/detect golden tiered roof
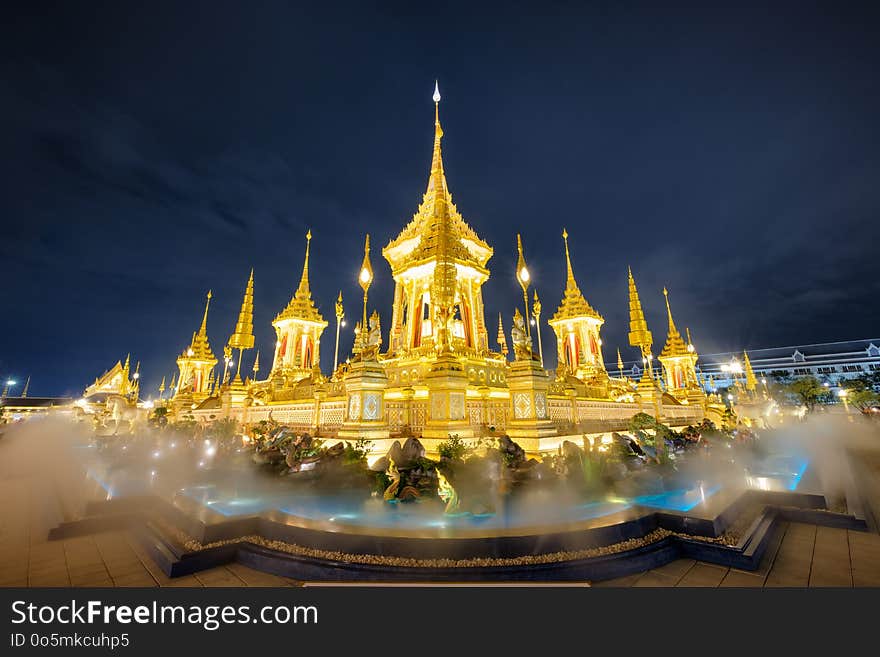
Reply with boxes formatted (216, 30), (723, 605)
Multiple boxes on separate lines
(275, 230), (326, 326)
(228, 269), (255, 350)
(550, 228), (603, 324)
(627, 268), (652, 351)
(660, 287), (690, 358)
(182, 291), (217, 363)
(382, 84), (493, 275)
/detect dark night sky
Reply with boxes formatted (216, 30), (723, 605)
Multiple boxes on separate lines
(1, 1), (878, 397)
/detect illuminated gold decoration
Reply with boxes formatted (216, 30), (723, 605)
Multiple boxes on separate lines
(437, 470), (460, 514)
(157, 85), (727, 448)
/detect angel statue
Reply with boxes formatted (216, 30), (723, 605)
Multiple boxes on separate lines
(510, 308), (533, 361)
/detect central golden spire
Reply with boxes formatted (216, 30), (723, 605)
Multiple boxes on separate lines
(275, 230), (324, 324)
(551, 228), (602, 323)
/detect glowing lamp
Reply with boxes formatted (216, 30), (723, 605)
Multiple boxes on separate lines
(518, 266), (530, 284)
(359, 267), (372, 284)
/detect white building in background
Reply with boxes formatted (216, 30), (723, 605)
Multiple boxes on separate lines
(616, 339), (880, 392)
(695, 339), (880, 389)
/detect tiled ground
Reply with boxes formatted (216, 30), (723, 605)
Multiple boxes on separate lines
(2, 425), (880, 588)
(596, 521), (880, 587)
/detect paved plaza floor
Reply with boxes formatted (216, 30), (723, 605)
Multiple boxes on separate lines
(2, 425), (880, 588)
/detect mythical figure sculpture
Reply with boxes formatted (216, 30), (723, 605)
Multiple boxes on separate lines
(359, 311), (383, 361)
(510, 308), (532, 361)
(437, 470), (460, 514)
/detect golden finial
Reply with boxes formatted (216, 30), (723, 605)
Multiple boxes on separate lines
(252, 350), (260, 375)
(21, 376), (30, 398)
(617, 348), (624, 374)
(159, 376), (165, 395)
(123, 353), (130, 373)
(335, 290), (344, 320)
(433, 80), (441, 124)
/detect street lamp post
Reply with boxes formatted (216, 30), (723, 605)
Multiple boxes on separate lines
(358, 235), (374, 355)
(516, 234), (532, 340)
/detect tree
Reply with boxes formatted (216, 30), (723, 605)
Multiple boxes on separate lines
(786, 376), (832, 412)
(848, 389), (880, 413)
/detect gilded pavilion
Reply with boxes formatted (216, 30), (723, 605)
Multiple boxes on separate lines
(170, 85), (724, 454)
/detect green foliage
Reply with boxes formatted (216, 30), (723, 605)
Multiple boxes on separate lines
(786, 376), (833, 411)
(437, 434), (469, 461)
(343, 438), (372, 465)
(848, 389), (880, 412)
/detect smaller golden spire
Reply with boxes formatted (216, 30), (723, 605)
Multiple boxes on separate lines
(617, 348), (624, 374)
(169, 372), (177, 393)
(627, 267), (652, 352)
(496, 312), (509, 357)
(159, 376), (165, 397)
(228, 269), (255, 351)
(252, 350), (260, 375)
(21, 376), (30, 398)
(744, 351), (757, 392)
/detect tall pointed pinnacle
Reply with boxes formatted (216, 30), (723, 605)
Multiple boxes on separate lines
(199, 290), (212, 337)
(21, 375), (30, 398)
(562, 228), (576, 290)
(252, 350), (260, 375)
(229, 269), (255, 350)
(663, 288), (678, 335)
(297, 230), (312, 298)
(617, 348), (624, 373)
(627, 267), (652, 352)
(123, 353), (130, 373)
